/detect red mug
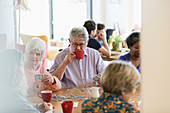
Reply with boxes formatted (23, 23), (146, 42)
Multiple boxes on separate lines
(38, 90), (52, 102)
(61, 101), (73, 113)
(74, 50), (84, 59)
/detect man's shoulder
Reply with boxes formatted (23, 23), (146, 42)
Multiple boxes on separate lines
(88, 37), (102, 50)
(89, 37), (101, 44)
(53, 47), (70, 62)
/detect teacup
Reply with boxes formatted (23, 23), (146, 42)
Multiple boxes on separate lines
(61, 101), (73, 113)
(74, 50), (84, 59)
(38, 90), (52, 102)
(88, 87), (100, 98)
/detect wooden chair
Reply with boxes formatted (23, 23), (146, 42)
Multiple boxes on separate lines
(20, 34), (48, 44)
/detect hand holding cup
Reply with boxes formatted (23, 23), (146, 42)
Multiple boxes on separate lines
(63, 52), (75, 65)
(36, 102), (53, 113)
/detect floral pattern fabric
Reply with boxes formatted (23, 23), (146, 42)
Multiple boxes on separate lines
(82, 92), (139, 113)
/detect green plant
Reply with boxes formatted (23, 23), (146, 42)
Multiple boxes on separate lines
(108, 34), (126, 51)
(114, 35), (121, 49)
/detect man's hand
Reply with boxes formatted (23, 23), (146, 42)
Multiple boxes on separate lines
(63, 52), (75, 65)
(99, 33), (106, 41)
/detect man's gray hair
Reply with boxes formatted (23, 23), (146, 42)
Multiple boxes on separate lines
(25, 37), (46, 63)
(69, 27), (88, 41)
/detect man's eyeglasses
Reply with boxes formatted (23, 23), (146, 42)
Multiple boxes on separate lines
(71, 42), (86, 47)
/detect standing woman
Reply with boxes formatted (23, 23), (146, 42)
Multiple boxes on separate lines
(118, 32), (141, 72)
(24, 38), (61, 96)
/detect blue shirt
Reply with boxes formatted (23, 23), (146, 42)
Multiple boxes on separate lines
(82, 92), (140, 113)
(49, 47), (105, 88)
(87, 36), (102, 50)
(118, 52), (141, 71)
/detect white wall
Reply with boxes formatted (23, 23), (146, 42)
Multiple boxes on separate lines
(93, 0), (141, 35)
(142, 0), (170, 112)
(0, 0), (15, 48)
(92, 0), (106, 24)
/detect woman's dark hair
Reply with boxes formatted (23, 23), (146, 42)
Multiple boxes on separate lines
(83, 20), (96, 35)
(126, 32), (140, 47)
(97, 23), (105, 30)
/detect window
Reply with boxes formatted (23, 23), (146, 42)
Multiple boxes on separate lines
(15, 0), (141, 44)
(16, 0), (90, 43)
(52, 0), (89, 40)
(105, 0), (141, 35)
(19, 0), (50, 40)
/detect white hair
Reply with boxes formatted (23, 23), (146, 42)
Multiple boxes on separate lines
(0, 49), (28, 96)
(25, 37), (46, 64)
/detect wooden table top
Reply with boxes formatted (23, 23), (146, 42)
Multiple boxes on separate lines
(51, 84), (97, 113)
(51, 84), (141, 113)
(101, 50), (130, 61)
(101, 54), (121, 61)
(27, 84), (140, 113)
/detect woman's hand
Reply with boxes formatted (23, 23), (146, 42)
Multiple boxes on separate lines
(42, 75), (54, 85)
(37, 102), (53, 113)
(33, 80), (42, 89)
(27, 80), (41, 96)
(30, 80), (41, 91)
(44, 102), (53, 111)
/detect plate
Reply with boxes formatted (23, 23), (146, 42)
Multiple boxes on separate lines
(111, 51), (121, 55)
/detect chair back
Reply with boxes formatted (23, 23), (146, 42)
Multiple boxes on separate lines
(106, 29), (114, 43)
(20, 34), (48, 44)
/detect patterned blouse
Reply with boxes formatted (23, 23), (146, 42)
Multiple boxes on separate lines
(82, 92), (139, 113)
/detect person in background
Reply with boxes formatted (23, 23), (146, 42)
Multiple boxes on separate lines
(95, 23), (109, 48)
(118, 32), (141, 72)
(24, 38), (61, 96)
(49, 27), (105, 88)
(83, 20), (111, 57)
(82, 60), (141, 113)
(0, 49), (53, 113)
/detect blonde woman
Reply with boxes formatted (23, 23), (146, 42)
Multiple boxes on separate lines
(82, 60), (141, 113)
(24, 38), (61, 96)
(0, 49), (53, 113)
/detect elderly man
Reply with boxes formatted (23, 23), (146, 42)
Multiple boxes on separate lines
(49, 27), (105, 88)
